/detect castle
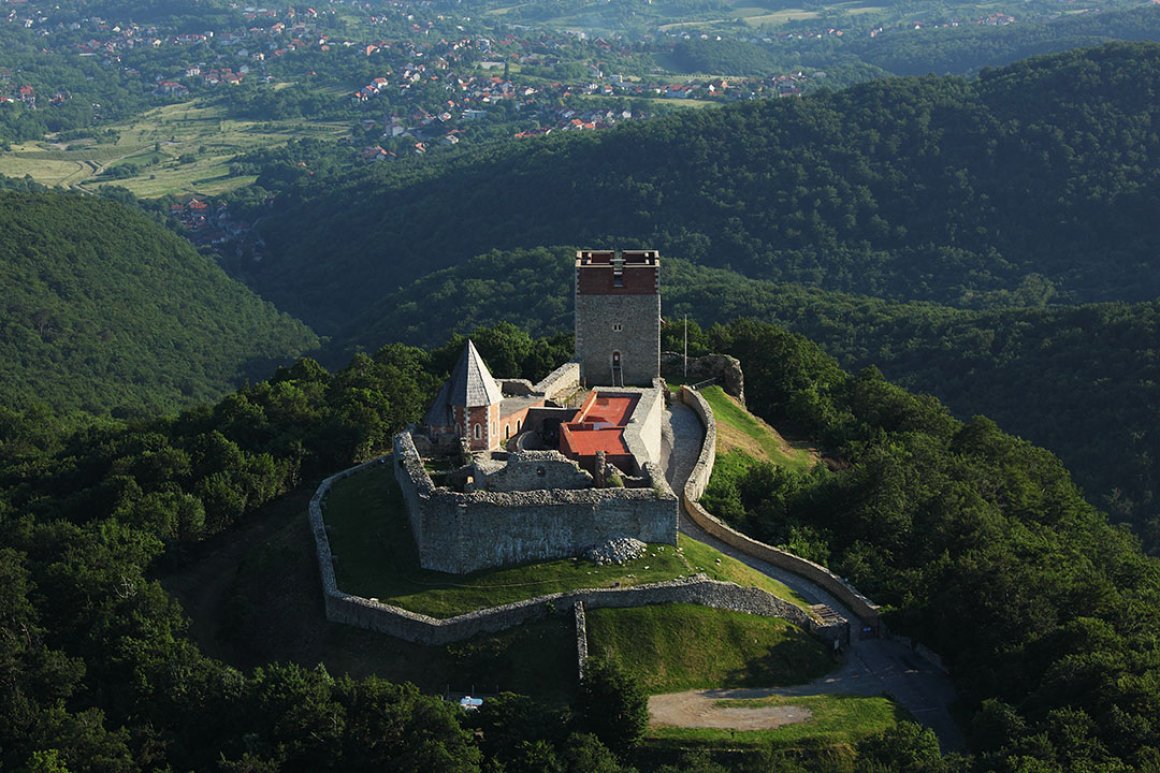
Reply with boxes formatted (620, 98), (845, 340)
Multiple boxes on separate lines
(393, 250), (679, 574)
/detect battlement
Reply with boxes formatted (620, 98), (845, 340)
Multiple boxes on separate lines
(575, 249), (660, 295)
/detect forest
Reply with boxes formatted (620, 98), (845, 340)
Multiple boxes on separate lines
(222, 45), (1160, 553)
(0, 191), (318, 420)
(2, 322), (1159, 770)
(249, 42), (1160, 325)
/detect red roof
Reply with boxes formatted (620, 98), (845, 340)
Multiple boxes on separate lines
(559, 393), (638, 458)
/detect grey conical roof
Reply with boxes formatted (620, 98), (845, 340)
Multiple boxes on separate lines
(423, 340), (503, 428)
(449, 339), (503, 407)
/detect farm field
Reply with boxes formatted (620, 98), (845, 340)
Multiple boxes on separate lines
(0, 99), (348, 199)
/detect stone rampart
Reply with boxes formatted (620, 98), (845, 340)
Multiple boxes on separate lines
(393, 431), (679, 574)
(683, 498), (879, 626)
(574, 601), (589, 680)
(311, 459), (844, 646)
(320, 570), (843, 646)
(679, 384), (879, 627)
(308, 455), (391, 623)
(533, 361), (581, 403)
(679, 385), (718, 502)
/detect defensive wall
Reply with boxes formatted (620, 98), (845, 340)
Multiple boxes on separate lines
(310, 456), (845, 646)
(620, 383), (666, 470)
(394, 431), (679, 574)
(574, 601), (589, 680)
(532, 361), (581, 403)
(677, 386), (881, 628)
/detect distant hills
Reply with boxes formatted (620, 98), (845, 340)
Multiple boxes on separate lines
(0, 191), (318, 420)
(251, 42), (1160, 333)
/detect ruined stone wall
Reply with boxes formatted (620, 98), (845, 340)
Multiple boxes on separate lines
(498, 378), (535, 396)
(479, 451), (593, 492)
(308, 455), (392, 628)
(574, 601), (589, 680)
(394, 431), (679, 574)
(664, 353), (745, 404)
(679, 384), (878, 626)
(412, 484), (678, 574)
(393, 432), (433, 547)
(313, 458), (842, 646)
(318, 567), (843, 646)
(533, 361), (581, 403)
(683, 498), (880, 626)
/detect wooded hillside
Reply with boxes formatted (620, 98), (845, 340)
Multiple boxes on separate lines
(249, 43), (1160, 333)
(0, 191), (319, 420)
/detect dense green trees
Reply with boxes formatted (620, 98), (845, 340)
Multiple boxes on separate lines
(699, 319), (1160, 769)
(3, 322), (1160, 768)
(0, 191), (319, 421)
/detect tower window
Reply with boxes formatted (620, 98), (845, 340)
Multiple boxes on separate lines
(473, 423), (481, 439)
(612, 323), (623, 332)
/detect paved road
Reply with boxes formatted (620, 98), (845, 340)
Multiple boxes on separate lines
(660, 400), (965, 752)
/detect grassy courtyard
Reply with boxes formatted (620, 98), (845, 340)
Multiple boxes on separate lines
(321, 461), (811, 618)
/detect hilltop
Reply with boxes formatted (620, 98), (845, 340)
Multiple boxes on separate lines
(0, 191), (318, 421)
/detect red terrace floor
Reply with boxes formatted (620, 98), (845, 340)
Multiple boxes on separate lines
(559, 393), (639, 457)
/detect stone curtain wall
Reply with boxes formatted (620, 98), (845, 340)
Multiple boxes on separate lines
(393, 430), (679, 574)
(574, 601), (589, 680)
(393, 431), (433, 547)
(677, 387), (880, 627)
(533, 361), (581, 403)
(621, 384), (666, 468)
(317, 564), (844, 647)
(308, 454), (392, 630)
(311, 456), (843, 646)
(679, 385), (718, 502)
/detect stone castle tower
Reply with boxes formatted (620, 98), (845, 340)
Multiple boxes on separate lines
(574, 249), (661, 387)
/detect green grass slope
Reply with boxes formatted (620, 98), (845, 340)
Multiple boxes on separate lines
(0, 191), (318, 418)
(587, 604), (832, 694)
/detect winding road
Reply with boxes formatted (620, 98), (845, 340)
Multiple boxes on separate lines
(659, 399), (965, 752)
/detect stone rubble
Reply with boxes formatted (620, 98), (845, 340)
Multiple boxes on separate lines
(586, 537), (648, 566)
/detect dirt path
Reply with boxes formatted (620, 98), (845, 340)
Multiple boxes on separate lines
(661, 403), (966, 751)
(650, 689), (813, 730)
